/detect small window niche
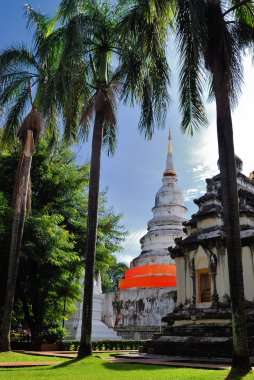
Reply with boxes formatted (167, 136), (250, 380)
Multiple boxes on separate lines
(198, 269), (211, 303)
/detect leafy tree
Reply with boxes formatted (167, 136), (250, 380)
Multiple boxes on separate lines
(0, 6), (62, 351)
(51, 0), (170, 357)
(0, 114), (41, 352)
(0, 142), (126, 342)
(101, 261), (128, 293)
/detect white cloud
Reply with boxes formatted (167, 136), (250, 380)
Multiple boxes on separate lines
(115, 255), (134, 266)
(116, 228), (147, 265)
(188, 56), (254, 182)
(193, 162), (218, 182)
(184, 188), (202, 202)
(186, 188), (199, 193)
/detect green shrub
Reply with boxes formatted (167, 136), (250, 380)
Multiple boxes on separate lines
(41, 326), (67, 343)
(61, 339), (147, 351)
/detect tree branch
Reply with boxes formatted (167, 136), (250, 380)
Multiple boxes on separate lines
(223, 0), (254, 17)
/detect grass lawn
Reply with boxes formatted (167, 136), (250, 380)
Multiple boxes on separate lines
(1, 354), (254, 380)
(0, 352), (66, 363)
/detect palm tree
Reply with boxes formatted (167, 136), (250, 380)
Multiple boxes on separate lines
(0, 7), (61, 352)
(176, 2), (254, 376)
(53, 0), (171, 358)
(123, 0), (254, 376)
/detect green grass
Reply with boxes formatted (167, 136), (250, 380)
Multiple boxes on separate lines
(0, 352), (66, 362)
(1, 354), (254, 380)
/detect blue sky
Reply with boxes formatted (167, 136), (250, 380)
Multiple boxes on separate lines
(1, 1), (254, 264)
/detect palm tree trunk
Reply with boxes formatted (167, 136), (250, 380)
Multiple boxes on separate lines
(78, 111), (104, 358)
(213, 59), (251, 374)
(0, 131), (34, 352)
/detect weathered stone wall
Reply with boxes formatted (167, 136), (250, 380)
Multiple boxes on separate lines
(102, 287), (176, 339)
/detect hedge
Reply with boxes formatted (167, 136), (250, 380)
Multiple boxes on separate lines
(62, 340), (146, 351)
(11, 339), (147, 351)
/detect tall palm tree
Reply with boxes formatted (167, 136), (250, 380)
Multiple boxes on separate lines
(123, 0), (254, 376)
(176, 2), (254, 376)
(54, 0), (172, 358)
(0, 7), (61, 352)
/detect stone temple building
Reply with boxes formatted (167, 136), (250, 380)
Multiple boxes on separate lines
(102, 130), (187, 339)
(145, 156), (254, 356)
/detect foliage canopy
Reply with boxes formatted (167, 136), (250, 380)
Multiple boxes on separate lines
(0, 141), (126, 340)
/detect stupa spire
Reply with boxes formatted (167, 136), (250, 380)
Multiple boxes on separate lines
(164, 129), (176, 177)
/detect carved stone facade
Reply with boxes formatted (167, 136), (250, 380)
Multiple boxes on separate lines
(144, 157), (254, 356)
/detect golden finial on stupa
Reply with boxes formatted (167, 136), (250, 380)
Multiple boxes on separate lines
(164, 128), (176, 177)
(168, 129), (173, 154)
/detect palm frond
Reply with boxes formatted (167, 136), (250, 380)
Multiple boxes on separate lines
(37, 26), (65, 66)
(103, 122), (118, 156)
(176, 0), (207, 135)
(227, 30), (244, 108)
(62, 70), (87, 143)
(118, 49), (144, 106)
(57, 0), (86, 22)
(104, 98), (117, 127)
(25, 4), (59, 72)
(25, 4), (56, 42)
(0, 45), (39, 73)
(138, 78), (155, 139)
(0, 78), (30, 109)
(231, 21), (254, 60)
(44, 110), (61, 148)
(80, 95), (96, 126)
(119, 0), (174, 50)
(0, 70), (37, 88)
(78, 120), (91, 142)
(228, 0), (254, 27)
(2, 88), (30, 144)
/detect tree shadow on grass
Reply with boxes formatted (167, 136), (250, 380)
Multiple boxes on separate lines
(101, 361), (171, 372)
(51, 357), (167, 372)
(51, 357), (80, 369)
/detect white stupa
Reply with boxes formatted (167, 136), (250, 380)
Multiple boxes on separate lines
(119, 129), (187, 290)
(131, 130), (187, 269)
